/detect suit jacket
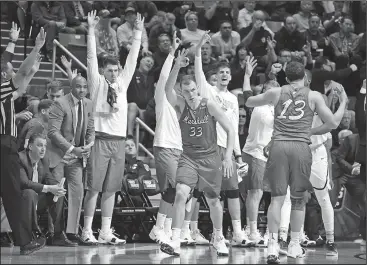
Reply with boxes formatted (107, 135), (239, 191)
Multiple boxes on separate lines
(332, 134), (360, 176)
(19, 150), (58, 194)
(48, 93), (95, 168)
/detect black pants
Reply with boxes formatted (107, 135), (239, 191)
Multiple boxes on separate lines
(21, 189), (65, 236)
(0, 135), (31, 246)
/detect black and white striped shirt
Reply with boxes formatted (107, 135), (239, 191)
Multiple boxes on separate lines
(1, 80), (17, 137)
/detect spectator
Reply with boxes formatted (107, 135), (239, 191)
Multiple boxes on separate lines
(94, 16), (119, 58)
(329, 17), (360, 59)
(127, 55), (156, 136)
(62, 1), (92, 34)
(1, 28), (46, 255)
(148, 13), (176, 53)
(204, 1), (238, 33)
(173, 1), (196, 29)
(338, 129), (353, 145)
(153, 33), (172, 70)
(274, 16), (306, 56)
(322, 1), (350, 36)
(179, 11), (205, 59)
(18, 99), (53, 151)
(304, 14), (327, 58)
(293, 0), (314, 33)
(47, 75), (95, 246)
(211, 20), (241, 62)
(31, 1), (76, 61)
(238, 107), (248, 149)
(201, 43), (217, 74)
(267, 50), (292, 86)
(117, 7), (150, 57)
(18, 133), (75, 247)
(239, 11), (275, 68)
(44, 80), (65, 101)
(237, 0), (256, 30)
(132, 1), (159, 26)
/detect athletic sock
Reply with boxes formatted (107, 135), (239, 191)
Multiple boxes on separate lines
(182, 220), (190, 233)
(250, 221), (257, 234)
(84, 216), (94, 231)
(101, 217), (112, 233)
(172, 228), (181, 240)
(156, 212), (166, 229)
(326, 231), (334, 243)
(232, 220), (242, 235)
(190, 221), (198, 232)
(290, 231), (300, 244)
(164, 218), (172, 233)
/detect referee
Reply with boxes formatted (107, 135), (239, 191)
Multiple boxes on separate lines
(1, 26), (46, 255)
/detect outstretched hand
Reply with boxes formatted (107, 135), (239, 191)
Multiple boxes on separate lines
(175, 49), (190, 68)
(171, 31), (182, 52)
(87, 10), (100, 28)
(197, 30), (211, 49)
(35, 27), (46, 49)
(134, 13), (145, 31)
(9, 21), (20, 42)
(245, 56), (257, 76)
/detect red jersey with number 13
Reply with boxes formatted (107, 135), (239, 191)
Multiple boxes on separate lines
(179, 98), (218, 159)
(273, 85), (314, 143)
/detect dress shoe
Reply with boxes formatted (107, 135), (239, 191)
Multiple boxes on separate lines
(52, 231), (78, 247)
(20, 236), (46, 255)
(0, 233), (14, 247)
(67, 233), (98, 246)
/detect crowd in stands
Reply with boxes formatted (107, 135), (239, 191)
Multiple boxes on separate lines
(0, 0), (366, 252)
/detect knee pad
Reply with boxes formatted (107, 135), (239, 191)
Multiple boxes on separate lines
(161, 187), (176, 204)
(290, 196), (307, 211)
(193, 189), (203, 199)
(225, 189), (240, 199)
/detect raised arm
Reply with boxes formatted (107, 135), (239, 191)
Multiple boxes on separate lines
(246, 86), (280, 108)
(194, 31), (212, 98)
(119, 13), (144, 83)
(155, 31), (180, 103)
(242, 56), (257, 93)
(310, 90), (347, 135)
(12, 28), (46, 97)
(61, 56), (78, 85)
(87, 10), (102, 99)
(1, 22), (19, 63)
(165, 49), (189, 108)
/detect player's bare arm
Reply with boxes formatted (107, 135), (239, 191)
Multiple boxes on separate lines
(246, 87), (281, 108)
(309, 90), (347, 135)
(207, 99), (235, 179)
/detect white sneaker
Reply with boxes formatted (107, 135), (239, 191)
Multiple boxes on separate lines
(210, 232), (230, 246)
(81, 228), (98, 245)
(266, 239), (280, 264)
(249, 230), (267, 247)
(244, 225), (250, 237)
(180, 229), (195, 246)
(160, 238), (181, 256)
(231, 230), (254, 247)
(149, 225), (168, 244)
(287, 241), (306, 259)
(98, 228), (126, 245)
(191, 230), (209, 245)
(165, 228), (172, 240)
(300, 232), (316, 247)
(213, 235), (229, 256)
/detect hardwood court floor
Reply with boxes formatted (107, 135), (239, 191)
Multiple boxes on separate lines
(1, 242), (365, 264)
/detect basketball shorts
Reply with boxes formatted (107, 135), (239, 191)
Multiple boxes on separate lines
(217, 146), (238, 191)
(176, 153), (222, 198)
(310, 146), (330, 191)
(153, 147), (182, 192)
(242, 152), (270, 192)
(265, 141), (313, 198)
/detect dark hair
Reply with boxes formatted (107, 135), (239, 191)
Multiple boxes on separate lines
(285, 61), (305, 82)
(215, 61), (231, 74)
(313, 56), (328, 69)
(126, 135), (135, 142)
(180, 74), (195, 87)
(28, 133), (46, 146)
(205, 69), (217, 80)
(340, 16), (354, 24)
(219, 20), (232, 28)
(46, 80), (64, 92)
(102, 56), (119, 69)
(37, 99), (53, 112)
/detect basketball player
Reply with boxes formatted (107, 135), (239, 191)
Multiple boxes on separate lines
(149, 32), (183, 244)
(245, 61), (348, 263)
(193, 32), (251, 247)
(160, 49), (235, 256)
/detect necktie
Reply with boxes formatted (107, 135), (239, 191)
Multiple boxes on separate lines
(32, 163), (38, 183)
(75, 101), (84, 147)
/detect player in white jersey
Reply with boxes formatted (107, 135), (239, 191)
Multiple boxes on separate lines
(149, 33), (183, 244)
(193, 32), (251, 247)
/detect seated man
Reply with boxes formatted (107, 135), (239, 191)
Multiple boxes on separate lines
(62, 1), (92, 34)
(127, 55), (156, 136)
(19, 133), (76, 246)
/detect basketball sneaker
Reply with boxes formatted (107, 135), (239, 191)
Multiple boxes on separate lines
(210, 231), (230, 246)
(325, 241), (338, 256)
(149, 225), (168, 244)
(231, 229), (254, 247)
(98, 228), (126, 245)
(160, 238), (181, 256)
(213, 235), (229, 256)
(180, 229), (195, 246)
(300, 231), (316, 247)
(287, 241), (306, 259)
(249, 230), (267, 247)
(81, 229), (98, 245)
(266, 238), (280, 264)
(191, 230), (209, 245)
(278, 239), (288, 255)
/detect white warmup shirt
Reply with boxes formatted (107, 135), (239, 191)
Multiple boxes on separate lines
(242, 105), (274, 161)
(310, 114), (331, 161)
(153, 54), (182, 150)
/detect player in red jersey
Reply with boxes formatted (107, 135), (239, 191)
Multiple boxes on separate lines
(160, 49), (235, 257)
(246, 61), (347, 264)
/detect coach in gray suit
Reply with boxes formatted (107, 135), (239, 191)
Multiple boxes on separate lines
(48, 75), (95, 245)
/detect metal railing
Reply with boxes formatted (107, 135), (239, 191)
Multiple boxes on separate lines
(135, 118), (155, 159)
(51, 39), (87, 80)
